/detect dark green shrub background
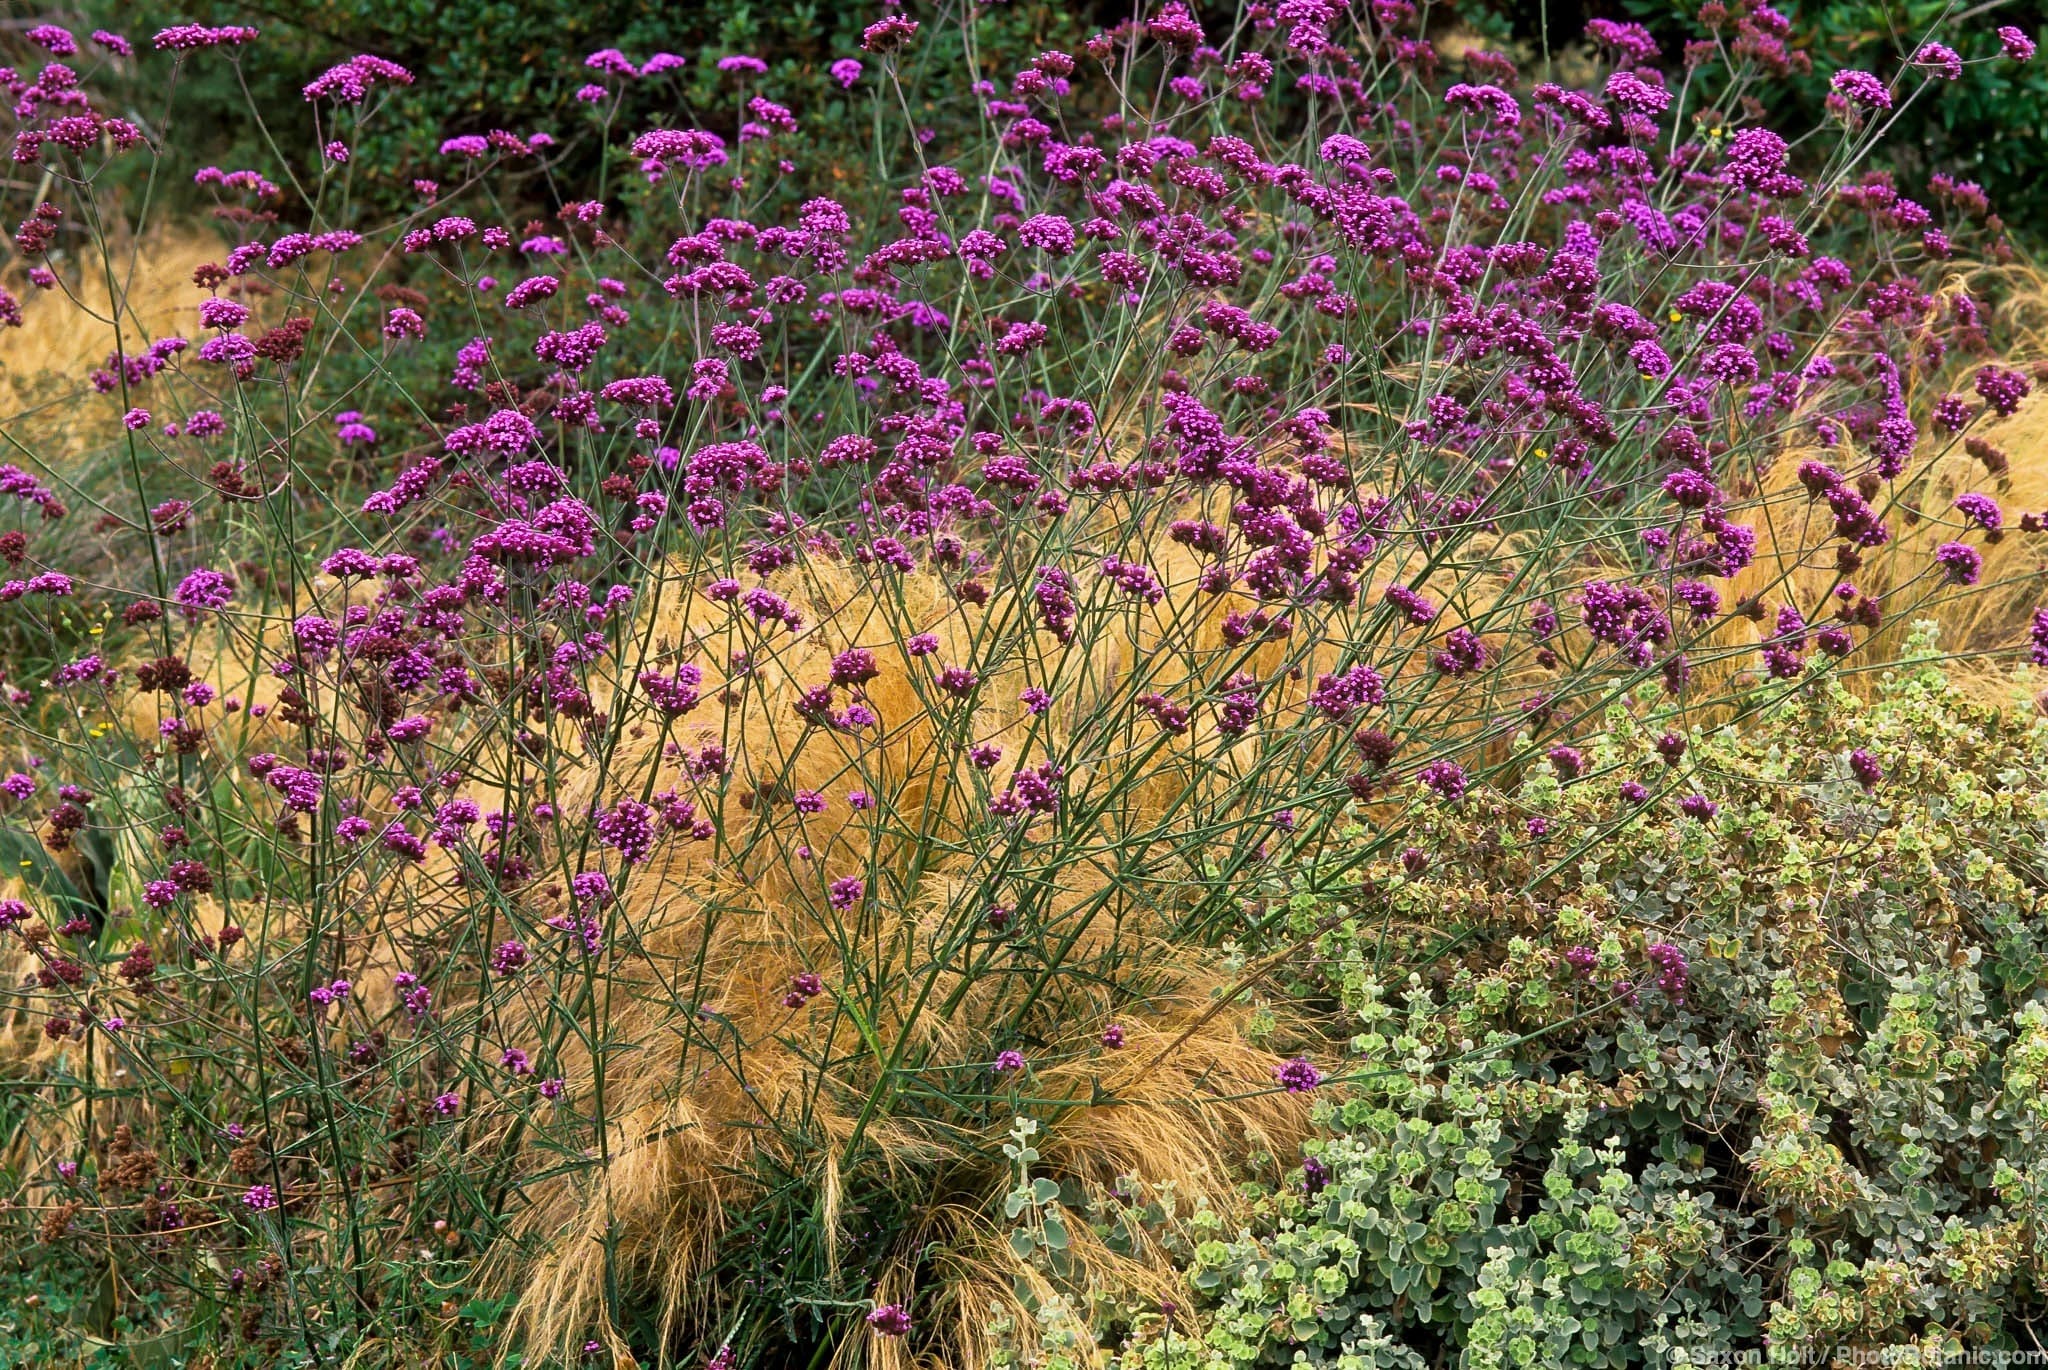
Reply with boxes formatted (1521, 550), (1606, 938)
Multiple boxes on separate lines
(70, 0), (1094, 218)
(1539, 2), (2048, 240)
(63, 2), (2048, 240)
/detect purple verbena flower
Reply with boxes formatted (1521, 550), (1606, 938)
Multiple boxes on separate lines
(1274, 1056), (1322, 1093)
(1913, 42), (1962, 80)
(1934, 540), (1983, 585)
(867, 1303), (913, 1337)
(1830, 69), (1891, 111)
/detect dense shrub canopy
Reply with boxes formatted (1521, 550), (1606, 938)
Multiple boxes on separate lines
(1185, 636), (2048, 1367)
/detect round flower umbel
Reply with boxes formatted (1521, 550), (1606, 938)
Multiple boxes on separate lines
(1935, 540), (1984, 586)
(1418, 760), (1468, 803)
(1274, 1057), (1322, 1093)
(866, 1303), (912, 1337)
(1975, 365), (2033, 417)
(173, 567), (235, 619)
(1913, 42), (1963, 81)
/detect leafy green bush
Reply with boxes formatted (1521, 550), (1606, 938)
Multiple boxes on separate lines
(74, 0), (1092, 213)
(1459, 3), (2048, 242)
(1145, 632), (2048, 1365)
(1632, 1), (2048, 240)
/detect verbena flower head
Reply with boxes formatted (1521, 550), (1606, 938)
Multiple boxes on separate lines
(1935, 540), (1984, 585)
(1274, 1057), (1322, 1093)
(153, 25), (258, 51)
(173, 568), (234, 618)
(867, 1304), (912, 1337)
(860, 17), (918, 53)
(1975, 365), (2032, 417)
(1830, 69), (1891, 110)
(1914, 42), (1963, 80)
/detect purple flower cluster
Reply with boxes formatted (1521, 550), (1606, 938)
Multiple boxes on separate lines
(1274, 1057), (1322, 1093)
(1646, 942), (1689, 1005)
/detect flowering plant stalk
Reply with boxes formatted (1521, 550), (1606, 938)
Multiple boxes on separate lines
(0, 2), (2043, 1365)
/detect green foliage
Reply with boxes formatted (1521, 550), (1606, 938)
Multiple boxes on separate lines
(1625, 1), (2048, 240)
(79, 0), (1090, 213)
(1468, 2), (2048, 241)
(1148, 635), (2048, 1365)
(0, 1192), (196, 1368)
